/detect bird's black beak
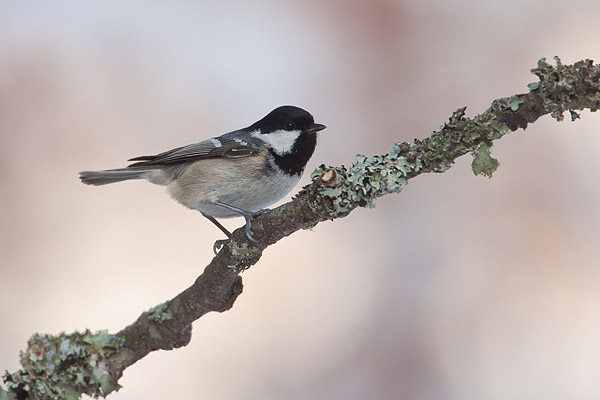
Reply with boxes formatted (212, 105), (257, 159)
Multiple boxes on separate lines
(307, 123), (326, 134)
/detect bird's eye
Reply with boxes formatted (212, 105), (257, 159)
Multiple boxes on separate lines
(285, 122), (295, 131)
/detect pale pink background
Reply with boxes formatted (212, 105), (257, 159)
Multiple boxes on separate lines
(1, 1), (600, 399)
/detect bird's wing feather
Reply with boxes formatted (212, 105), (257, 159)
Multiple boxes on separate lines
(127, 131), (261, 167)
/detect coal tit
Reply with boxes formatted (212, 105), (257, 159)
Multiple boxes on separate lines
(79, 106), (326, 249)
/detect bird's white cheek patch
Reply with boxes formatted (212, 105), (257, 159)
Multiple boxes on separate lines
(254, 129), (301, 155)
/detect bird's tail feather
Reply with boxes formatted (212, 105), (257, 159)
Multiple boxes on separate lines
(79, 168), (148, 186)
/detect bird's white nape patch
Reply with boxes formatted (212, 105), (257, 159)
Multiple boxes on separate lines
(253, 129), (301, 155)
(210, 138), (222, 148)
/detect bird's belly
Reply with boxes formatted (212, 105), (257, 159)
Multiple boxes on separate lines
(189, 175), (299, 218)
(166, 158), (301, 218)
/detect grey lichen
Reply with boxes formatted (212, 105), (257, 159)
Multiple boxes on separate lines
(2, 330), (123, 400)
(147, 302), (174, 323)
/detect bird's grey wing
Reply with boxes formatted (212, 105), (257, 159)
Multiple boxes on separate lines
(127, 132), (261, 167)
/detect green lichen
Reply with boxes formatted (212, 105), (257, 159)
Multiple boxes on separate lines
(306, 93), (518, 217)
(531, 57), (600, 121)
(0, 387), (17, 400)
(507, 94), (525, 111)
(147, 302), (174, 323)
(471, 143), (500, 177)
(309, 143), (422, 217)
(228, 242), (262, 271)
(300, 220), (318, 231)
(527, 81), (541, 91)
(2, 330), (124, 400)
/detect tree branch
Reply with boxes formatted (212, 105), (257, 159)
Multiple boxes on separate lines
(2, 57), (599, 400)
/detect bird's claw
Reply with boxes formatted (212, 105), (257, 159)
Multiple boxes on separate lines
(244, 217), (257, 242)
(213, 239), (229, 255)
(211, 217), (257, 255)
(242, 208), (268, 242)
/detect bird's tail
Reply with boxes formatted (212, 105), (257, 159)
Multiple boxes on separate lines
(79, 168), (149, 186)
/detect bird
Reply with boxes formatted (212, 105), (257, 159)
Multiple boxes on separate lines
(79, 105), (326, 251)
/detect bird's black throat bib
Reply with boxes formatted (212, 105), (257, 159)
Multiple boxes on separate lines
(269, 132), (317, 176)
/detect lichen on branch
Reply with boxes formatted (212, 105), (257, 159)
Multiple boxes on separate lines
(2, 330), (123, 400)
(302, 57), (599, 219)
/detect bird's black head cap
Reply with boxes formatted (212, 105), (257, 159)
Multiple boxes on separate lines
(249, 105), (317, 134)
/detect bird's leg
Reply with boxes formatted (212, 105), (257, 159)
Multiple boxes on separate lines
(203, 214), (232, 237)
(203, 214), (232, 254)
(213, 201), (260, 243)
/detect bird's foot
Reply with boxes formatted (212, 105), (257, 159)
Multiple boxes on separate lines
(214, 201), (265, 243)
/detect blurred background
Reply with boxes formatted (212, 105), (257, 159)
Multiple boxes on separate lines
(1, 0), (600, 399)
